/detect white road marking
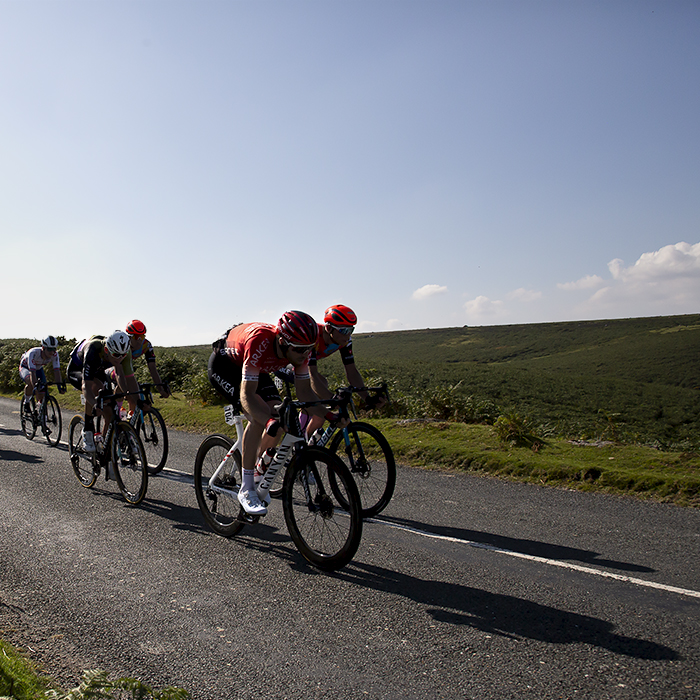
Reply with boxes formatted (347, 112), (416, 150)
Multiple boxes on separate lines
(368, 518), (700, 600)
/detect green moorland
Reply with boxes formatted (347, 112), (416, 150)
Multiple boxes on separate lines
(2, 313), (700, 506)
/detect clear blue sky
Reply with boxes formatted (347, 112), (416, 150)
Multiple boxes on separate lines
(2, 0), (698, 346)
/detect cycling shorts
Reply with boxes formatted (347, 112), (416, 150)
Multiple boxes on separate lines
(207, 351), (280, 405)
(20, 367), (46, 385)
(66, 356), (109, 391)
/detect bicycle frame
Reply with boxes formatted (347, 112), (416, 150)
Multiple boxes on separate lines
(94, 389), (144, 465)
(207, 405), (305, 503)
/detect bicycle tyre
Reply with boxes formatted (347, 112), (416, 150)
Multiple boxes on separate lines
(112, 422), (148, 505)
(42, 395), (62, 447)
(193, 434), (245, 537)
(19, 397), (36, 440)
(328, 421), (396, 518)
(282, 446), (362, 571)
(68, 415), (98, 488)
(140, 408), (169, 475)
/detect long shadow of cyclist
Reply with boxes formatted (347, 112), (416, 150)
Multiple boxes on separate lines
(331, 560), (679, 661)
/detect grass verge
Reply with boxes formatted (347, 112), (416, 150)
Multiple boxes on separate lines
(376, 419), (700, 507)
(0, 639), (55, 699)
(0, 639), (188, 699)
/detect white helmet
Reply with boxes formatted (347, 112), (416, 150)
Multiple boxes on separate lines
(106, 330), (130, 356)
(41, 335), (58, 350)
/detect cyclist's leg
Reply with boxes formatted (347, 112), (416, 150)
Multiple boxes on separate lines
(81, 376), (105, 451)
(66, 354), (84, 392)
(256, 373), (282, 456)
(208, 352), (265, 509)
(19, 367), (35, 406)
(34, 369), (47, 406)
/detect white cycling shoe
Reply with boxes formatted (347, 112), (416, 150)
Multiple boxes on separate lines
(82, 429), (96, 453)
(237, 488), (268, 516)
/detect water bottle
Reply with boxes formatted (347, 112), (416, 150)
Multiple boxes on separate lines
(255, 448), (276, 483)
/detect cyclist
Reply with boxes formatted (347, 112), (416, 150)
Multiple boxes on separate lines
(66, 331), (140, 452)
(305, 304), (379, 437)
(125, 319), (171, 399)
(208, 311), (320, 515)
(19, 336), (66, 414)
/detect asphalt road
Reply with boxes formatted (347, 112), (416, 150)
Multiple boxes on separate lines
(1, 396), (699, 700)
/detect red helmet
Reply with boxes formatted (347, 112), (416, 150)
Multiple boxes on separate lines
(277, 311), (319, 346)
(126, 319), (147, 336)
(324, 304), (357, 327)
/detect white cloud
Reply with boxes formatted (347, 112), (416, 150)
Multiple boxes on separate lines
(412, 284), (448, 301)
(557, 274), (605, 291)
(581, 241), (700, 315)
(386, 318), (404, 330)
(463, 295), (506, 319)
(608, 241), (700, 282)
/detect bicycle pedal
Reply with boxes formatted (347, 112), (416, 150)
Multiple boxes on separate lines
(237, 510), (261, 524)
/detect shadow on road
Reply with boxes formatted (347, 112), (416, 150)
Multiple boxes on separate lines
(375, 515), (655, 573)
(0, 448), (43, 464)
(334, 560), (680, 661)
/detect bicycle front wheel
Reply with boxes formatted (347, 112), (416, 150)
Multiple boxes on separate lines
(329, 421), (396, 518)
(69, 415), (97, 488)
(19, 397), (36, 440)
(112, 422), (148, 505)
(42, 395), (62, 447)
(140, 408), (169, 475)
(193, 434), (245, 537)
(283, 446), (362, 571)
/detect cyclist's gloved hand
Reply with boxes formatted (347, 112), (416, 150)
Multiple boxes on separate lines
(58, 383), (67, 394)
(274, 367), (295, 384)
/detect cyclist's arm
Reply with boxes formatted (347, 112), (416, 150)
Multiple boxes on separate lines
(147, 361), (170, 398)
(52, 367), (62, 385)
(344, 362), (374, 403)
(240, 378), (274, 426)
(309, 364), (333, 400)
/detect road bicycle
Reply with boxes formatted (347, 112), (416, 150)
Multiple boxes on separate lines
(309, 384), (395, 518)
(68, 389), (149, 505)
(127, 382), (169, 475)
(270, 374), (396, 518)
(19, 381), (63, 447)
(193, 394), (363, 572)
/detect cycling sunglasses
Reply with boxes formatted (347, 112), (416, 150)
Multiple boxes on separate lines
(285, 342), (315, 353)
(329, 324), (354, 336)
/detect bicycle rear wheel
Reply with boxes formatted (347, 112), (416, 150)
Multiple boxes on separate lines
(283, 446), (362, 571)
(19, 397), (36, 440)
(193, 434), (245, 537)
(68, 415), (98, 488)
(140, 408), (169, 475)
(42, 395), (62, 447)
(329, 421), (396, 518)
(112, 422), (148, 505)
